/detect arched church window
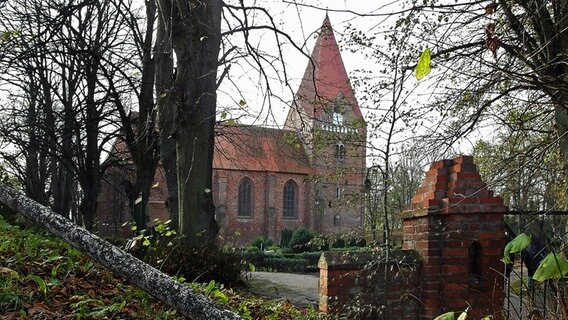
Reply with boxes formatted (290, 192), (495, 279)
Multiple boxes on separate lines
(333, 214), (341, 226)
(335, 142), (346, 159)
(283, 180), (298, 218)
(238, 177), (253, 217)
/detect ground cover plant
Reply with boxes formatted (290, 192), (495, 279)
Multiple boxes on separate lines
(0, 214), (323, 319)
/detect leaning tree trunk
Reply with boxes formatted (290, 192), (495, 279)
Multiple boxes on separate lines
(0, 183), (242, 320)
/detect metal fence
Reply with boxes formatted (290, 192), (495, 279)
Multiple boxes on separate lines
(503, 212), (567, 319)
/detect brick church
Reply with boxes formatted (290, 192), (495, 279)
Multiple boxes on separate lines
(97, 15), (367, 246)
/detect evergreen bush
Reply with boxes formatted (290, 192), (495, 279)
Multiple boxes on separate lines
(280, 228), (294, 248)
(289, 228), (314, 253)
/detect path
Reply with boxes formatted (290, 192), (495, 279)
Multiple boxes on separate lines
(244, 272), (319, 307)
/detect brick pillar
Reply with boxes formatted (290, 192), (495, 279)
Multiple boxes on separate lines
(402, 155), (506, 319)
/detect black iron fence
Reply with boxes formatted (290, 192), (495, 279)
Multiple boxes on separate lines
(503, 211), (568, 319)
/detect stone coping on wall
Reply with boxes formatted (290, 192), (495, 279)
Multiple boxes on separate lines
(318, 250), (421, 270)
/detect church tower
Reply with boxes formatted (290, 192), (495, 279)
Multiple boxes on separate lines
(285, 15), (366, 233)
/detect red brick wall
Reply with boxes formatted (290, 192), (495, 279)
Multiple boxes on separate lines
(214, 169), (312, 246)
(319, 155), (507, 319)
(318, 251), (421, 319)
(402, 155), (506, 319)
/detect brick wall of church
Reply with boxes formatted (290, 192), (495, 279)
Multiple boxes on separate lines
(214, 169), (312, 246)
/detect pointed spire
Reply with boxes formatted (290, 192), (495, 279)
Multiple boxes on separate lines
(293, 15), (363, 120)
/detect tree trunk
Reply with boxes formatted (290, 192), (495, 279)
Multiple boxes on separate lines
(155, 3), (179, 226)
(129, 0), (160, 231)
(169, 0), (222, 248)
(0, 183), (241, 320)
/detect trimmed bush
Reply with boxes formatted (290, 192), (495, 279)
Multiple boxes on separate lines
(241, 250), (268, 267)
(347, 237), (367, 248)
(289, 228), (314, 253)
(300, 251), (324, 265)
(263, 257), (308, 273)
(251, 236), (273, 250)
(331, 237), (346, 249)
(280, 228), (294, 248)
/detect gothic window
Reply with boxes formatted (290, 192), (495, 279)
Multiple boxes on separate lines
(335, 142), (346, 159)
(283, 180), (298, 218)
(333, 214), (341, 226)
(238, 177), (253, 217)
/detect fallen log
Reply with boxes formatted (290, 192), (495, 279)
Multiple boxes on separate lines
(0, 183), (242, 320)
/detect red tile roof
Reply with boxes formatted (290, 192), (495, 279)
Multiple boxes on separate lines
(295, 15), (363, 120)
(213, 125), (312, 174)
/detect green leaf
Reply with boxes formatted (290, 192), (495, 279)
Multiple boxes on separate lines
(239, 99), (247, 107)
(415, 48), (431, 80)
(248, 263), (256, 272)
(502, 233), (531, 264)
(155, 223), (166, 233)
(434, 312), (455, 320)
(130, 225), (137, 231)
(27, 275), (47, 296)
(213, 290), (229, 305)
(532, 252), (568, 282)
(142, 239), (151, 246)
(221, 111), (227, 120)
(480, 316), (493, 320)
(457, 310), (468, 320)
(206, 280), (216, 293)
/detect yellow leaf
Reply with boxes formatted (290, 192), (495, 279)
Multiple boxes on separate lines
(415, 48), (431, 80)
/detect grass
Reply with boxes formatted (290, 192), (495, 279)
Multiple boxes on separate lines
(0, 214), (324, 319)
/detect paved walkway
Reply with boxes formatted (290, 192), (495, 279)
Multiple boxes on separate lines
(244, 271), (319, 307)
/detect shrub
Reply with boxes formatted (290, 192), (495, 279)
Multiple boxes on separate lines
(240, 250), (267, 268)
(348, 237), (367, 248)
(309, 234), (330, 251)
(152, 245), (243, 286)
(134, 220), (244, 286)
(251, 236), (273, 250)
(331, 236), (346, 249)
(263, 257), (308, 273)
(300, 251), (324, 265)
(280, 228), (294, 248)
(289, 228), (314, 253)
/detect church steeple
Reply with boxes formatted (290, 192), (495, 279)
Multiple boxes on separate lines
(285, 14), (363, 125)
